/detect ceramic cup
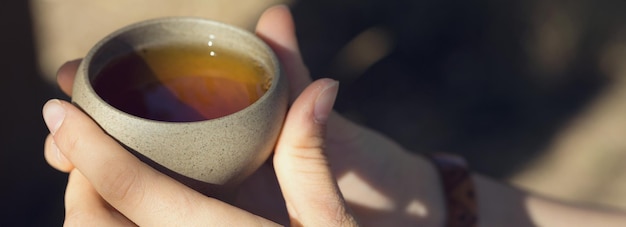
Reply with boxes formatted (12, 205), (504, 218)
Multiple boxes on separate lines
(71, 18), (287, 193)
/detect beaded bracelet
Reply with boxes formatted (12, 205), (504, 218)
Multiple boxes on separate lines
(428, 153), (478, 227)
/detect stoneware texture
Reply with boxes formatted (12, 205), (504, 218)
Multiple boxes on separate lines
(72, 18), (287, 186)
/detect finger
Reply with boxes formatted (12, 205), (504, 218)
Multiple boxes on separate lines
(44, 134), (74, 172)
(42, 99), (278, 226)
(57, 59), (81, 97)
(274, 79), (358, 226)
(256, 5), (312, 102)
(64, 169), (136, 226)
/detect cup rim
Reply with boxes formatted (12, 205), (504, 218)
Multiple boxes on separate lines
(78, 17), (282, 125)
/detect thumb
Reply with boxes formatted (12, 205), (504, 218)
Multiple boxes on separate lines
(42, 100), (280, 226)
(274, 78), (357, 226)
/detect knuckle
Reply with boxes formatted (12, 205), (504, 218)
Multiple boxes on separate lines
(286, 142), (327, 165)
(290, 132), (326, 153)
(99, 163), (144, 205)
(324, 203), (357, 227)
(64, 206), (135, 227)
(53, 125), (82, 160)
(64, 208), (97, 227)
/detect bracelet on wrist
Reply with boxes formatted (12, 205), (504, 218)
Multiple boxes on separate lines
(427, 153), (478, 227)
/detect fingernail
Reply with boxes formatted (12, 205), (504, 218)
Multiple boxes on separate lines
(43, 99), (66, 135)
(314, 80), (339, 124)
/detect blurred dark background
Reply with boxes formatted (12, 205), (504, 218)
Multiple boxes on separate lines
(3, 0), (626, 225)
(1, 1), (67, 226)
(297, 0), (605, 175)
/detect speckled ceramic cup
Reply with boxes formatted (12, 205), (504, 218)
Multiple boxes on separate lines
(71, 18), (287, 190)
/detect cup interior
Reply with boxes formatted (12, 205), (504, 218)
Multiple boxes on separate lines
(85, 18), (279, 122)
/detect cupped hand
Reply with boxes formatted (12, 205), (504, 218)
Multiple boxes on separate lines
(44, 5), (444, 227)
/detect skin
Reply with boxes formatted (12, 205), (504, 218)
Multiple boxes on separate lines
(43, 5), (444, 227)
(45, 5), (626, 227)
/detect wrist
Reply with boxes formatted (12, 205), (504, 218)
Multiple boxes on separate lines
(426, 153), (478, 227)
(397, 152), (446, 227)
(473, 174), (535, 227)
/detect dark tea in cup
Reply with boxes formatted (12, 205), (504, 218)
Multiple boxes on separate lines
(93, 43), (271, 122)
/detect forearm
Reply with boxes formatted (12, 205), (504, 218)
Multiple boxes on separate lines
(333, 115), (626, 226)
(474, 174), (626, 227)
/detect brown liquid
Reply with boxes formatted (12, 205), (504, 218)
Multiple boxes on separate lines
(93, 44), (269, 122)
